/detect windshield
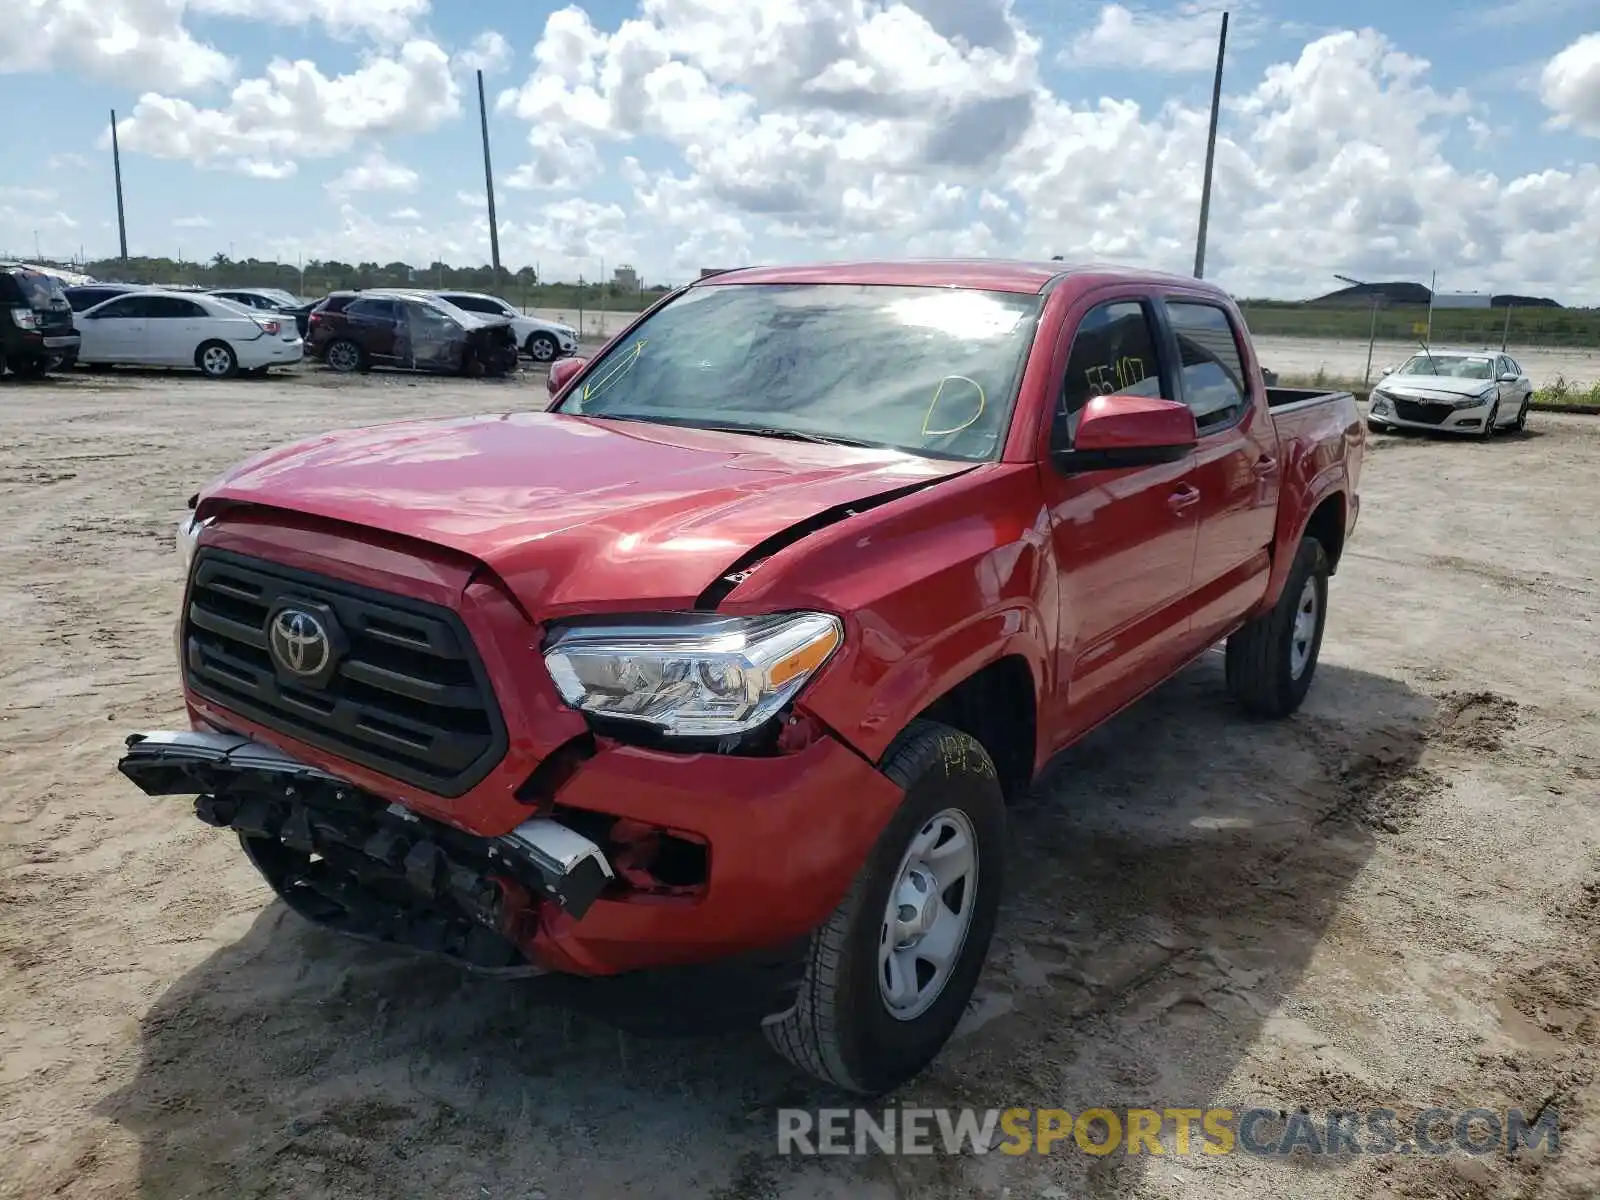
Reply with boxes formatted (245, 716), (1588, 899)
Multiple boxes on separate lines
(1398, 353), (1494, 380)
(554, 283), (1044, 461)
(12, 270), (68, 310)
(254, 289), (301, 307)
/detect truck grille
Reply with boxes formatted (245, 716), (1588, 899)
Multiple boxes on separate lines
(1393, 399), (1451, 425)
(182, 548), (507, 797)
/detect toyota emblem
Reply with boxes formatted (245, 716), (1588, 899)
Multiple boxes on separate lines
(269, 608), (332, 677)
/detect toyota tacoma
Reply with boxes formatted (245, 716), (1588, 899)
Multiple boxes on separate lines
(119, 260), (1362, 1094)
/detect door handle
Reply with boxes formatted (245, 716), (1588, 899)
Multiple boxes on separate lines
(1252, 455), (1278, 477)
(1167, 484), (1201, 513)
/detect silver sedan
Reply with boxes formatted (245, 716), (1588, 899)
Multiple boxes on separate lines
(1367, 350), (1534, 437)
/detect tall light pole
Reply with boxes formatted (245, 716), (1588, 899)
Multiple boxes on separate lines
(1192, 11), (1229, 279)
(477, 69), (502, 278)
(109, 109), (129, 263)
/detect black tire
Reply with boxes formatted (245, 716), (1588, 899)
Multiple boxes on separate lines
(1224, 536), (1330, 718)
(1514, 398), (1529, 432)
(1478, 402), (1498, 439)
(525, 332), (559, 363)
(1365, 418), (1386, 434)
(10, 356), (51, 379)
(324, 338), (366, 374)
(763, 719), (1005, 1094)
(196, 340), (239, 379)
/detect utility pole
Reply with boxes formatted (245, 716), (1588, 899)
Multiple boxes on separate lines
(110, 109), (129, 263)
(1425, 268), (1436, 345)
(1192, 11), (1229, 279)
(477, 70), (502, 279)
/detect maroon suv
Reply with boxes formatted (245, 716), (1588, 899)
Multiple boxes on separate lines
(306, 290), (519, 377)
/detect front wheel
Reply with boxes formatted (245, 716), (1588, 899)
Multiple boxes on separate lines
(763, 719), (1005, 1094)
(196, 341), (238, 379)
(525, 332), (558, 363)
(1479, 402), (1498, 439)
(1225, 536), (1330, 718)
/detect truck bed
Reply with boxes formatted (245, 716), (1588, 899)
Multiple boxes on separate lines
(1265, 386), (1356, 412)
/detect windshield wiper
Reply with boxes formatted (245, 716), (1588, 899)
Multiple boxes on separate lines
(697, 423), (879, 448)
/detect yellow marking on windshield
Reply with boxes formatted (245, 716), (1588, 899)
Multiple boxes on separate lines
(922, 375), (987, 437)
(581, 339), (647, 406)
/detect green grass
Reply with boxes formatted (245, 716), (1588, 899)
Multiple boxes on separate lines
(1275, 369), (1370, 396)
(1238, 300), (1600, 349)
(1532, 376), (1600, 408)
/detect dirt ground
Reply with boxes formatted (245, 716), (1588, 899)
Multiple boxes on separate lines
(2, 363), (1598, 1200)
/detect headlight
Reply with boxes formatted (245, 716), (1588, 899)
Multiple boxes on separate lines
(542, 612), (844, 737)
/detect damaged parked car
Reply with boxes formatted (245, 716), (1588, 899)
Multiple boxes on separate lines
(306, 291), (519, 378)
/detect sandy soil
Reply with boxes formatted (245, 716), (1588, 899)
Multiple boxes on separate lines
(1253, 336), (1600, 390)
(2, 366), (1599, 1199)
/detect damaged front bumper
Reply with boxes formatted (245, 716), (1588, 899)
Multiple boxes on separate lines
(117, 730), (614, 974)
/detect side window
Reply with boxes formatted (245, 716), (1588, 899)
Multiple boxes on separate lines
(346, 299), (397, 322)
(95, 296), (147, 319)
(145, 296), (205, 318)
(1053, 300), (1163, 451)
(447, 296), (494, 314)
(1166, 301), (1248, 432)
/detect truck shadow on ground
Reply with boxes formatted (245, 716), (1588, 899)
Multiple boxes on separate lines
(95, 653), (1435, 1199)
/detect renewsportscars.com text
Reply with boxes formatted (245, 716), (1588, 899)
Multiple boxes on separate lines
(777, 1106), (1561, 1158)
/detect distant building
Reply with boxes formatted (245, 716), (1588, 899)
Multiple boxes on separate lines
(612, 264), (640, 292)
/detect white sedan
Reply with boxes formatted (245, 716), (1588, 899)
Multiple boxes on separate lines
(73, 290), (305, 378)
(429, 291), (580, 362)
(1366, 349), (1534, 437)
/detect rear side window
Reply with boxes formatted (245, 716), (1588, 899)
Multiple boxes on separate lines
(1166, 301), (1247, 431)
(444, 295), (497, 314)
(1053, 300), (1164, 451)
(346, 298), (399, 321)
(145, 296), (206, 318)
(0, 272), (24, 305)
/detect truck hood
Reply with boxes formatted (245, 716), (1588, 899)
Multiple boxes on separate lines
(204, 411), (970, 611)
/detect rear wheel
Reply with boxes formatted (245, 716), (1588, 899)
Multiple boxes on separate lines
(1225, 536), (1330, 718)
(196, 341), (239, 379)
(1514, 397), (1530, 432)
(325, 339), (365, 374)
(763, 719), (1005, 1094)
(10, 356), (51, 379)
(525, 332), (558, 363)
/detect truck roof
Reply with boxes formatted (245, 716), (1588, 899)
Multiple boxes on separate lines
(692, 258), (1217, 296)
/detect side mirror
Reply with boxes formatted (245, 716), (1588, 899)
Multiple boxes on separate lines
(547, 355), (587, 397)
(1497, 372), (1518, 383)
(1056, 394), (1198, 472)
(1380, 367), (1393, 376)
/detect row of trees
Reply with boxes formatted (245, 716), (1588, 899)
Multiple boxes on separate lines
(61, 255), (670, 311)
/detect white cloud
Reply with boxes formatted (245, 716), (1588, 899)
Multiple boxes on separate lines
(114, 40), (461, 174)
(1061, 2), (1234, 73)
(455, 30), (512, 75)
(1541, 33), (1600, 136)
(0, 0), (233, 92)
(0, 186), (59, 203)
(190, 0), (429, 43)
(326, 150), (420, 198)
(172, 215), (214, 228)
(390, 206), (422, 220)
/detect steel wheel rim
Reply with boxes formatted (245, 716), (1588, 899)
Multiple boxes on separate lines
(1289, 577), (1319, 679)
(879, 807), (978, 1021)
(530, 337), (555, 362)
(328, 343), (358, 371)
(202, 346), (232, 376)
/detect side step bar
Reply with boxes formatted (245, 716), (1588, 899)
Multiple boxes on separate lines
(117, 730), (614, 920)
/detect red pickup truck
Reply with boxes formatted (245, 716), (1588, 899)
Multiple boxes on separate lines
(119, 260), (1362, 1094)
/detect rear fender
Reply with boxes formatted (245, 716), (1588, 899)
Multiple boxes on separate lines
(1258, 464), (1348, 614)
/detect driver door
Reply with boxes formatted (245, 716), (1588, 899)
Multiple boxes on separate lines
(1039, 294), (1202, 745)
(80, 294), (151, 363)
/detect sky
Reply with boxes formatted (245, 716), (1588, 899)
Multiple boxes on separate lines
(1, 0), (1597, 300)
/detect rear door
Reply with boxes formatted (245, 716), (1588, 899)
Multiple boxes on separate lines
(1157, 297), (1280, 649)
(79, 294), (151, 363)
(143, 295), (210, 366)
(1038, 293), (1202, 740)
(343, 298), (403, 364)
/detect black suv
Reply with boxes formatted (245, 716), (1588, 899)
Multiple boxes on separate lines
(1, 265), (80, 378)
